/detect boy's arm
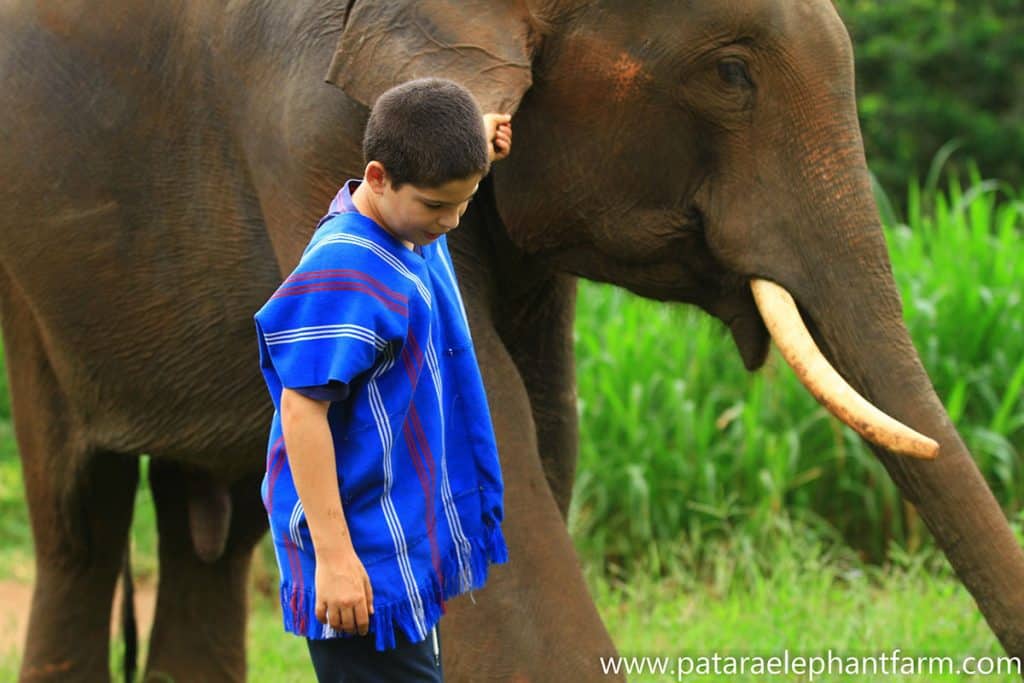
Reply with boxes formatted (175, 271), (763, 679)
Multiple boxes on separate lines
(280, 387), (374, 636)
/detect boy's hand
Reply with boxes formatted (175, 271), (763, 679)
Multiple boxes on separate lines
(315, 548), (375, 636)
(484, 113), (512, 163)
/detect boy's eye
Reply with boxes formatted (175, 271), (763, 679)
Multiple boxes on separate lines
(423, 202), (443, 209)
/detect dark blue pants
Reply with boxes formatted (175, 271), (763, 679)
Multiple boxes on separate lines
(306, 625), (443, 683)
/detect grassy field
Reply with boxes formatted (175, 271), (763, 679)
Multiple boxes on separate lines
(1, 525), (1016, 681)
(0, 473), (1015, 681)
(0, 166), (1022, 680)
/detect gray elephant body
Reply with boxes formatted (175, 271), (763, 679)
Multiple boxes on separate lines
(2, 1), (1023, 681)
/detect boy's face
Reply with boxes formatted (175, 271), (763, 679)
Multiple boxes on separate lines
(377, 172), (482, 249)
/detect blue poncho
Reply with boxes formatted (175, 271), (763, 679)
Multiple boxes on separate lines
(255, 181), (507, 650)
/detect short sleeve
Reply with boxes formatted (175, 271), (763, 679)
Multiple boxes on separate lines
(254, 236), (411, 406)
(293, 381), (350, 403)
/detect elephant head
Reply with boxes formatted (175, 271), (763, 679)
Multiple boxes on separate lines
(326, 0), (1024, 662)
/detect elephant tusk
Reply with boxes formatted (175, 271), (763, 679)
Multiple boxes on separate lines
(750, 278), (939, 459)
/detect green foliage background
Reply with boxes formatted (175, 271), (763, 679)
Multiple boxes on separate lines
(840, 0), (1024, 198)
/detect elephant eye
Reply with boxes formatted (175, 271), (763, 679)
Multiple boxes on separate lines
(717, 59), (754, 89)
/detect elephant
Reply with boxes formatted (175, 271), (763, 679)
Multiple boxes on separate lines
(1, 0), (1022, 681)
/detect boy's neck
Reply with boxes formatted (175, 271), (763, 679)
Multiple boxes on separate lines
(350, 180), (415, 251)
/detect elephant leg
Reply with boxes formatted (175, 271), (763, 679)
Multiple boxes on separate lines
(18, 451), (138, 683)
(460, 186), (581, 522)
(443, 321), (622, 682)
(2, 278), (139, 683)
(144, 460), (266, 683)
(441, 207), (620, 680)
(496, 271), (580, 522)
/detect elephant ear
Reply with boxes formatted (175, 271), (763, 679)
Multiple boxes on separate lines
(324, 0), (536, 114)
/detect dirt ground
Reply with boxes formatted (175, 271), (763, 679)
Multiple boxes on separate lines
(0, 579), (157, 656)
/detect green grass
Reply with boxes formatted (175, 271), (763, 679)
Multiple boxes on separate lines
(238, 534), (1018, 682)
(592, 559), (1013, 682)
(2, 503), (1007, 681)
(0, 420), (31, 580)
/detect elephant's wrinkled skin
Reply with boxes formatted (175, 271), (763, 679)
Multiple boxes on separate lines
(2, 1), (1023, 681)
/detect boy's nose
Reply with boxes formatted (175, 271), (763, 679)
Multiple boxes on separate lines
(439, 210), (460, 230)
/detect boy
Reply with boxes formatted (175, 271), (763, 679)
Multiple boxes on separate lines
(254, 78), (512, 682)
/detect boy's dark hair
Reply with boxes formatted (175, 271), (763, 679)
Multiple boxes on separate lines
(363, 78), (490, 189)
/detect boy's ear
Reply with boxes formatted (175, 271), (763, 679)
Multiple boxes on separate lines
(364, 161), (388, 192)
(324, 0), (536, 115)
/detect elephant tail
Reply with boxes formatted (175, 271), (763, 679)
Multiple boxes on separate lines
(121, 547), (138, 683)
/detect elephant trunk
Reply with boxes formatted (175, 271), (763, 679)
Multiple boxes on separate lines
(770, 172), (1024, 661)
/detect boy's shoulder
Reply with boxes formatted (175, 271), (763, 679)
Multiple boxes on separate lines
(296, 211), (426, 303)
(303, 212), (392, 263)
(306, 210), (376, 251)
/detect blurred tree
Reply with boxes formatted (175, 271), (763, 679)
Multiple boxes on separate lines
(839, 0), (1024, 203)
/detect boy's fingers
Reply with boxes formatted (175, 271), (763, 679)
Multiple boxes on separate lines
(316, 602), (327, 625)
(355, 602), (370, 636)
(341, 606), (356, 634)
(363, 574), (375, 614)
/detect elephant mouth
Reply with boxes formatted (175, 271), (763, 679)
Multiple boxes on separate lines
(750, 278), (938, 459)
